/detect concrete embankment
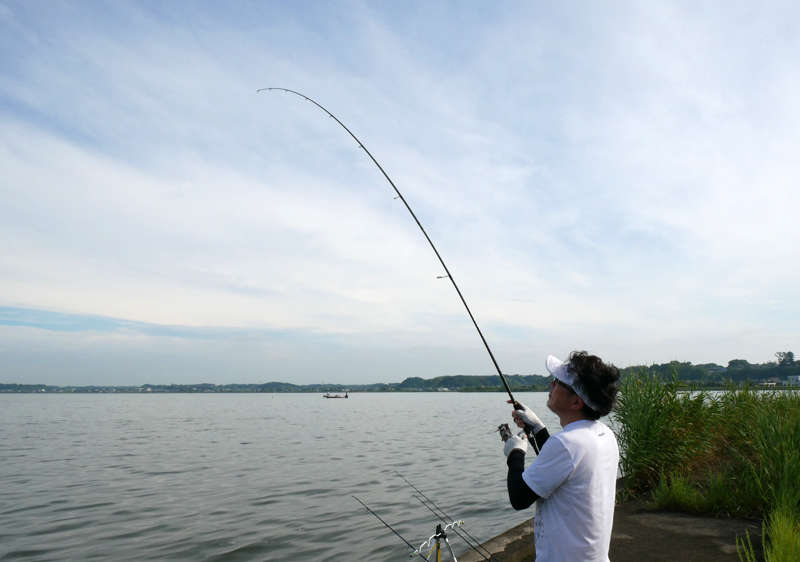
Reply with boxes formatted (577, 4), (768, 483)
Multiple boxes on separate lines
(460, 499), (762, 561)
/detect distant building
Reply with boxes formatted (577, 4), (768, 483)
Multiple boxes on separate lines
(786, 375), (800, 386)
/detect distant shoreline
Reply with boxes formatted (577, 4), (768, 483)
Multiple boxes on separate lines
(3, 356), (798, 393)
(0, 385), (549, 394)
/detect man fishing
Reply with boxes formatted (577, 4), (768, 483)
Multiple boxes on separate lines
(502, 351), (621, 562)
(265, 90), (621, 559)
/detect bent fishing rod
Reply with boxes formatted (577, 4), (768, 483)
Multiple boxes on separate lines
(259, 87), (528, 419)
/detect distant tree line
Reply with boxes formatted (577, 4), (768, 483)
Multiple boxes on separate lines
(0, 375), (550, 393)
(2, 352), (797, 393)
(624, 350), (799, 386)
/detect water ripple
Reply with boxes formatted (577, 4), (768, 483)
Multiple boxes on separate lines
(0, 392), (552, 560)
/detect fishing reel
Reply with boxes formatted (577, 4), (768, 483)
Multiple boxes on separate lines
(495, 423), (513, 442)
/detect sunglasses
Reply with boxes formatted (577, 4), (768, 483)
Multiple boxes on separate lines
(550, 377), (575, 393)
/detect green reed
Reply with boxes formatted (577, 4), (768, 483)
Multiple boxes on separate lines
(615, 371), (800, 559)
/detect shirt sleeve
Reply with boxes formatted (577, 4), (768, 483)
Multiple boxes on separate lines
(521, 436), (573, 498)
(506, 450), (540, 510)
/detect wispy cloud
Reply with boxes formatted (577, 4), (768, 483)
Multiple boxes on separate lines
(0, 306), (288, 339)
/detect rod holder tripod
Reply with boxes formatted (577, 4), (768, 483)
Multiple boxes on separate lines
(414, 521), (461, 561)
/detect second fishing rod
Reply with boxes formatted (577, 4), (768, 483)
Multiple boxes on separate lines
(261, 87), (536, 440)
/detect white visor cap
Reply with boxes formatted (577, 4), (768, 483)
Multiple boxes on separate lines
(545, 354), (602, 413)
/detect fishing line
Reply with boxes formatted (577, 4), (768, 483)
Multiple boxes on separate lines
(258, 87), (521, 406)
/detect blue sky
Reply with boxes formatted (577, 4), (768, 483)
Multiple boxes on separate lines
(2, 1), (799, 385)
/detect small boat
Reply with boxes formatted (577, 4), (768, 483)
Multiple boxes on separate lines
(323, 392), (348, 399)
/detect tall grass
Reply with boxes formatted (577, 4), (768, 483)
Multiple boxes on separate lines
(615, 371), (800, 559)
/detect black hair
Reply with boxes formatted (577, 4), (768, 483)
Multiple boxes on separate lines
(567, 351), (620, 419)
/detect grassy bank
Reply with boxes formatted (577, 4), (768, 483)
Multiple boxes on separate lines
(614, 373), (800, 561)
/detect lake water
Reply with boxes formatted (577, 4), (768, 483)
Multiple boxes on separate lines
(0, 392), (564, 561)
